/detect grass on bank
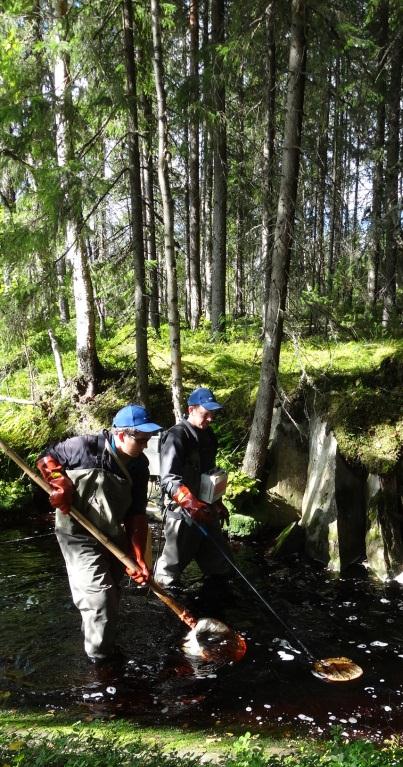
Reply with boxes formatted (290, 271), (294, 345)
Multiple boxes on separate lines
(1, 710), (403, 767)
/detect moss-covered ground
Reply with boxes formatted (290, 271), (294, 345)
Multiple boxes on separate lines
(0, 321), (402, 512)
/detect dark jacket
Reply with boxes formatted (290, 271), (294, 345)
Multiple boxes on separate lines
(160, 418), (217, 499)
(42, 431), (149, 518)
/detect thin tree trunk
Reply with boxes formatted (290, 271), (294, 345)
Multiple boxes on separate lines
(184, 116), (191, 326)
(327, 57), (341, 296)
(201, 0), (212, 319)
(122, 0), (148, 405)
(262, 0), (276, 330)
(210, 0), (227, 334)
(316, 71), (330, 297)
(202, 129), (213, 319)
(142, 94), (160, 333)
(150, 0), (183, 420)
(48, 328), (66, 391)
(234, 69), (245, 318)
(56, 257), (70, 323)
(53, 0), (101, 398)
(368, 0), (388, 308)
(382, 17), (402, 327)
(188, 0), (202, 329)
(243, 0), (307, 480)
(33, 0), (70, 324)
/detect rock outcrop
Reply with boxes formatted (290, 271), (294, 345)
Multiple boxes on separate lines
(266, 404), (402, 582)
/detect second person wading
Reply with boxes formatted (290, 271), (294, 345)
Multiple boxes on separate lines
(154, 387), (233, 589)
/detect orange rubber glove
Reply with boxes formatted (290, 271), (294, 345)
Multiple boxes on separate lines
(37, 455), (74, 515)
(124, 515), (150, 585)
(172, 484), (212, 525)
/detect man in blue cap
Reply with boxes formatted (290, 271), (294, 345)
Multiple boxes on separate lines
(37, 404), (161, 664)
(154, 387), (232, 589)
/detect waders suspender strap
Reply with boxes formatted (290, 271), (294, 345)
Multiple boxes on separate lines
(104, 438), (133, 486)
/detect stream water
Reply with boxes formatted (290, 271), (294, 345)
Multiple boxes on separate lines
(2, 514), (403, 741)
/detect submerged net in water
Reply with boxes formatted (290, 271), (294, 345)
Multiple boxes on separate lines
(182, 618), (247, 663)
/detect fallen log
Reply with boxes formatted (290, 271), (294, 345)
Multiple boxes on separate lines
(0, 396), (37, 406)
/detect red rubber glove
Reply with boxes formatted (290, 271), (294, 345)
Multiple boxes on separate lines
(124, 515), (150, 585)
(213, 498), (229, 527)
(37, 455), (74, 515)
(172, 484), (212, 525)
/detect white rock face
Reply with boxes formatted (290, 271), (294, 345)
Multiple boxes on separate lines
(300, 416), (338, 567)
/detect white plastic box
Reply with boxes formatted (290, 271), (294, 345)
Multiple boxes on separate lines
(143, 434), (161, 477)
(198, 469), (228, 504)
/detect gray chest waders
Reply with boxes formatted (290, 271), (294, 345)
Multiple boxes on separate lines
(55, 450), (134, 660)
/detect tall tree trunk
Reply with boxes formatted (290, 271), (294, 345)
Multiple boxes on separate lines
(33, 0), (70, 324)
(243, 0), (307, 480)
(53, 0), (101, 398)
(188, 0), (201, 329)
(316, 71), (330, 297)
(210, 0), (227, 333)
(122, 0), (148, 405)
(368, 0), (388, 309)
(261, 0), (276, 330)
(73, 222), (100, 397)
(184, 119), (191, 326)
(327, 57), (342, 296)
(202, 128), (213, 318)
(48, 328), (66, 391)
(201, 0), (212, 319)
(234, 69), (246, 318)
(382, 14), (402, 327)
(150, 0), (183, 420)
(141, 94), (160, 333)
(56, 257), (70, 323)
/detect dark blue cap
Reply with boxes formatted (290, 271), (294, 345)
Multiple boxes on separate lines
(112, 404), (161, 432)
(187, 387), (222, 411)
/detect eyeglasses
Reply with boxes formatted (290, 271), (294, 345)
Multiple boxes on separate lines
(126, 434), (150, 444)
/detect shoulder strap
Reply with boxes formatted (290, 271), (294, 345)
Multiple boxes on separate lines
(104, 438), (133, 486)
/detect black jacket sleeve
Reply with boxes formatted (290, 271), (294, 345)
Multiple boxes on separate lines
(160, 426), (188, 498)
(41, 435), (99, 470)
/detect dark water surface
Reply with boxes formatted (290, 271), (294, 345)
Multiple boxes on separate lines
(2, 516), (403, 741)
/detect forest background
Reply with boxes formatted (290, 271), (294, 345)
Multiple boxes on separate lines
(0, 1), (402, 763)
(0, 0), (402, 504)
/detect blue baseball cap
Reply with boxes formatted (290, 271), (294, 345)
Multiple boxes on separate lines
(112, 404), (162, 432)
(187, 387), (222, 411)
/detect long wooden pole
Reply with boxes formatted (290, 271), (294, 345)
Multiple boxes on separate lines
(0, 438), (197, 629)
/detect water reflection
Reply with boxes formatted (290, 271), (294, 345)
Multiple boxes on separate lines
(1, 518), (403, 739)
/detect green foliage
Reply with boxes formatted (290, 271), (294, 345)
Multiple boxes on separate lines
(226, 732), (266, 767)
(270, 522), (297, 557)
(0, 730), (201, 767)
(226, 730), (403, 767)
(228, 513), (262, 538)
(216, 451), (260, 519)
(0, 476), (30, 510)
(1, 727), (403, 767)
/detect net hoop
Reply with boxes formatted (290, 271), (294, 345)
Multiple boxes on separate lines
(311, 656), (363, 682)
